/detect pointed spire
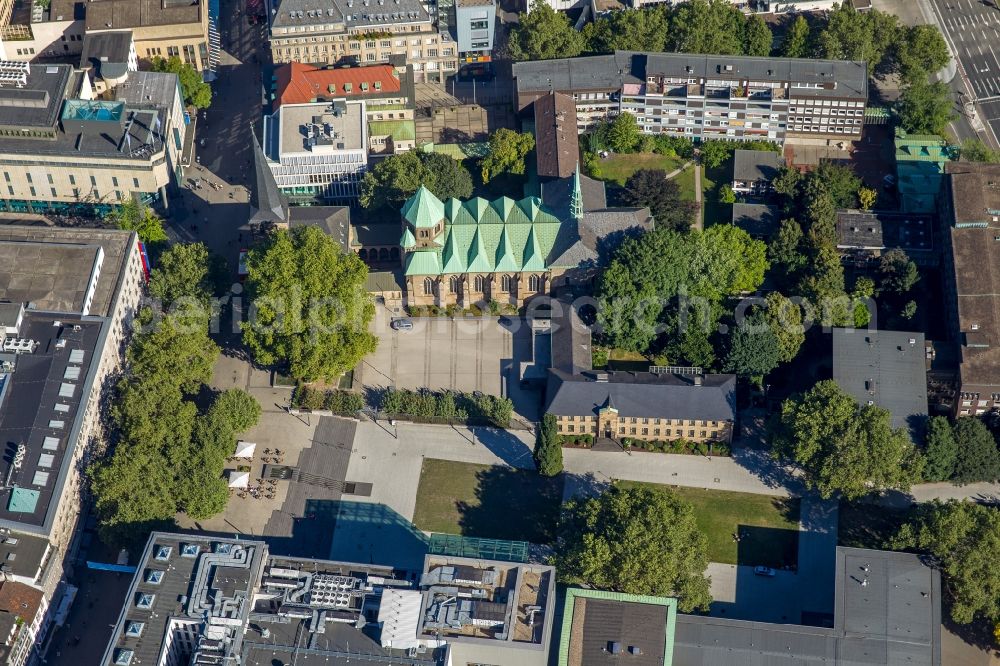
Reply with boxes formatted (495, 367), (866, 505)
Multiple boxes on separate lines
(400, 227), (416, 249)
(402, 185), (444, 229)
(249, 122), (289, 226)
(570, 162), (583, 221)
(603, 392), (616, 411)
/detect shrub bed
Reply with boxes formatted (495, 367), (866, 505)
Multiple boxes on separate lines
(621, 437), (731, 456)
(291, 385), (365, 414)
(379, 388), (513, 428)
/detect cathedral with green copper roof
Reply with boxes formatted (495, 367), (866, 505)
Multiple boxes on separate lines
(398, 169), (653, 306)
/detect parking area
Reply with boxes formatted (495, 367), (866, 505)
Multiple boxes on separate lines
(363, 312), (532, 396)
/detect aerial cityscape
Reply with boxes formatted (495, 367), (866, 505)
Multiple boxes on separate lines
(0, 0), (996, 664)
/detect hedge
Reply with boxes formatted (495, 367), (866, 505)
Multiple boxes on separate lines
(621, 437), (730, 456)
(291, 385), (365, 414)
(378, 388), (512, 428)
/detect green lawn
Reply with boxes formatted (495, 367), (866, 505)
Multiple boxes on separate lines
(701, 163), (732, 228)
(412, 459), (563, 544)
(590, 152), (686, 186)
(618, 482), (801, 568)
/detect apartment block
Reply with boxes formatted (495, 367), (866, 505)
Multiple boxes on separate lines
(269, 0), (458, 83)
(514, 50), (868, 144)
(0, 225), (144, 663)
(0, 62), (185, 216)
(85, 0), (219, 77)
(262, 99), (369, 203)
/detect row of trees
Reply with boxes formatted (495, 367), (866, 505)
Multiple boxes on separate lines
(510, 0), (948, 82)
(378, 388), (514, 427)
(923, 416), (1000, 485)
(292, 386), (366, 414)
(90, 243), (261, 549)
(360, 151), (473, 211)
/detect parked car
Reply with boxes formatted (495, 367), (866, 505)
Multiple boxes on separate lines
(754, 566), (776, 577)
(390, 318), (413, 331)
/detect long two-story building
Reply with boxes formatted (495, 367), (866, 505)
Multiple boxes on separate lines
(514, 50), (868, 144)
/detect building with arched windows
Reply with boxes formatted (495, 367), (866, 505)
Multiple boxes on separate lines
(399, 169), (652, 307)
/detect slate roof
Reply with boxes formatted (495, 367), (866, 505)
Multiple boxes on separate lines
(732, 149), (784, 183)
(249, 127), (289, 226)
(545, 369), (736, 421)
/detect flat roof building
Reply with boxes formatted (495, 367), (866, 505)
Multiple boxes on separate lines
(836, 209), (936, 266)
(514, 51), (868, 143)
(832, 328), (929, 439)
(262, 99), (368, 204)
(941, 162), (1000, 416)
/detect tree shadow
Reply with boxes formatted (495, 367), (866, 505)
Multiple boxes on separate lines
(731, 446), (804, 494)
(456, 466), (563, 545)
(473, 427), (535, 468)
(736, 524), (799, 569)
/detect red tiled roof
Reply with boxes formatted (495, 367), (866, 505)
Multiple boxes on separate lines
(0, 582), (42, 624)
(274, 63), (401, 111)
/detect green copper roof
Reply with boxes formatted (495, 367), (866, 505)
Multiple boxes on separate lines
(402, 185), (444, 228)
(494, 225), (519, 272)
(401, 190), (565, 277)
(404, 249), (441, 275)
(522, 225), (545, 271)
(400, 227), (416, 249)
(368, 119), (415, 142)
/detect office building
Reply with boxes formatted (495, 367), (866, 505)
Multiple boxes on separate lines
(0, 0), (84, 62)
(0, 224), (144, 662)
(262, 99), (369, 204)
(0, 61), (185, 216)
(85, 0), (219, 77)
(102, 533), (556, 666)
(514, 50), (868, 144)
(452, 0), (495, 70)
(269, 0), (458, 83)
(273, 62), (416, 155)
(940, 162), (1000, 416)
(832, 328), (929, 440)
(835, 209), (936, 267)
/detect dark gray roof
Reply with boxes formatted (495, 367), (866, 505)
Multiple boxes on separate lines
(549, 297), (592, 376)
(112, 71), (179, 111)
(250, 126), (290, 226)
(0, 303), (22, 329)
(514, 51), (868, 100)
(835, 210), (934, 253)
(832, 328), (928, 438)
(540, 173), (607, 214)
(732, 149), (784, 183)
(731, 203), (781, 240)
(545, 369), (736, 421)
(0, 532), (49, 582)
(0, 313), (104, 532)
(0, 64), (71, 131)
(271, 0), (431, 30)
(534, 92), (579, 179)
(80, 30), (133, 74)
(577, 598), (667, 666)
(353, 221), (401, 248)
(675, 547), (940, 666)
(289, 206), (352, 251)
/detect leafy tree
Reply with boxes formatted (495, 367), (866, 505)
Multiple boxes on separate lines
(622, 169), (696, 231)
(583, 6), (669, 53)
(209, 388), (262, 434)
(897, 79), (956, 136)
(851, 276), (875, 327)
(557, 484), (711, 611)
(901, 300), (917, 320)
(763, 292), (805, 363)
(744, 14), (773, 57)
(508, 0), (584, 61)
(952, 417), (1000, 484)
(534, 413), (563, 476)
(803, 191), (838, 247)
(797, 244), (847, 321)
(105, 197), (167, 245)
(718, 184), (737, 204)
(150, 56), (211, 108)
(960, 138), (1000, 163)
(808, 162), (861, 209)
(606, 112), (641, 153)
(667, 322), (717, 369)
(858, 186), (877, 211)
(896, 24), (950, 85)
(923, 416), (957, 482)
(480, 129), (535, 182)
(242, 226), (377, 382)
(691, 224), (769, 299)
(668, 0), (748, 56)
(149, 242), (214, 308)
(769, 218), (807, 281)
(724, 310), (781, 384)
(878, 248), (919, 295)
(890, 501), (1000, 625)
(815, 3), (901, 74)
(772, 166), (803, 199)
(360, 151), (472, 210)
(772, 380), (923, 499)
(699, 140), (732, 169)
(781, 15), (812, 58)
